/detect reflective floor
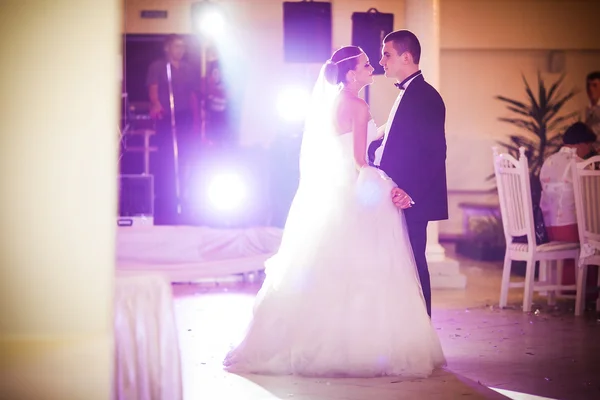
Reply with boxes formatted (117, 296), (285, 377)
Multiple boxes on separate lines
(173, 244), (600, 400)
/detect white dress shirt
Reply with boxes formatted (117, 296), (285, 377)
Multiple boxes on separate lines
(374, 73), (421, 166)
(539, 146), (583, 227)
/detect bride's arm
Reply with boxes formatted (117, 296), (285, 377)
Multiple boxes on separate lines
(351, 100), (371, 170)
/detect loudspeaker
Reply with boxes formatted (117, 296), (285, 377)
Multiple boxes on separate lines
(352, 9), (394, 75)
(118, 174), (154, 225)
(283, 1), (332, 63)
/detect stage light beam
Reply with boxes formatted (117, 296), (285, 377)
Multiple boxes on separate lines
(192, 1), (226, 38)
(277, 86), (311, 122)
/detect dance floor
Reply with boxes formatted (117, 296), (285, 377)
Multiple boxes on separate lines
(172, 245), (600, 400)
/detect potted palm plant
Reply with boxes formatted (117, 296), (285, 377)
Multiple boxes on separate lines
(495, 72), (578, 184)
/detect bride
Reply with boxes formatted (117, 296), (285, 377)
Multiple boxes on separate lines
(223, 46), (445, 377)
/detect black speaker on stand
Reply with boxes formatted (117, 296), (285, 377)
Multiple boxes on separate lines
(283, 1), (332, 63)
(351, 8), (394, 103)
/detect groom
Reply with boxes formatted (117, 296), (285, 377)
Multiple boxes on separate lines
(373, 30), (449, 317)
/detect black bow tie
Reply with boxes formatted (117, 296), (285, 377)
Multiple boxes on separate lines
(394, 71), (422, 91)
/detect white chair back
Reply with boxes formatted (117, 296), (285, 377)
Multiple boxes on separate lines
(493, 147), (536, 246)
(571, 155), (600, 265)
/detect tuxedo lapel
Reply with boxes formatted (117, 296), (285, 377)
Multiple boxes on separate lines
(392, 74), (424, 126)
(382, 75), (424, 158)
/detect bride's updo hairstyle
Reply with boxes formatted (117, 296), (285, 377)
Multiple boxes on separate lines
(323, 46), (363, 85)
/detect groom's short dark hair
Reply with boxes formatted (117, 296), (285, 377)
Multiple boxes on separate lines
(383, 30), (421, 64)
(587, 71), (600, 82)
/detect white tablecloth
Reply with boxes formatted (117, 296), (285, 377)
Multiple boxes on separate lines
(114, 272), (182, 400)
(116, 226), (283, 281)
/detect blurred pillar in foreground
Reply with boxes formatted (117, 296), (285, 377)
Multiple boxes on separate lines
(0, 1), (120, 398)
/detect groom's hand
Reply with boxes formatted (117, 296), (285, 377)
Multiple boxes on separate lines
(391, 187), (413, 209)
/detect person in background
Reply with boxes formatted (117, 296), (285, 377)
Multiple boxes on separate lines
(539, 122), (598, 300)
(146, 34), (201, 224)
(584, 71), (600, 152)
(205, 61), (230, 146)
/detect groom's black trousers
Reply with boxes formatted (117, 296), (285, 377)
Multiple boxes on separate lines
(406, 219), (431, 317)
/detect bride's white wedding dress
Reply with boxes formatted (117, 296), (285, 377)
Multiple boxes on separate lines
(224, 120), (446, 377)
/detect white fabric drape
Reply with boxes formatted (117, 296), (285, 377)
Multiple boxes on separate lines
(114, 272), (182, 400)
(116, 226), (283, 281)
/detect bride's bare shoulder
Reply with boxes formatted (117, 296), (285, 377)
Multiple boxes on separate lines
(337, 94), (369, 116)
(333, 93), (371, 134)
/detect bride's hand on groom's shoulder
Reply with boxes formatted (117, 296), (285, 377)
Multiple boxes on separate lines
(391, 187), (413, 209)
(376, 124), (386, 139)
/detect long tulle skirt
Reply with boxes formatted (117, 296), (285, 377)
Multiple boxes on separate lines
(223, 167), (446, 377)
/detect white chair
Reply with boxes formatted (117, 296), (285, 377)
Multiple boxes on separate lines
(493, 147), (580, 313)
(571, 155), (600, 316)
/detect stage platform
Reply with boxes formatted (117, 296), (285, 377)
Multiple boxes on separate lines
(116, 225), (283, 282)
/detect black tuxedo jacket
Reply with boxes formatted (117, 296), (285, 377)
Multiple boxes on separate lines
(379, 74), (449, 223)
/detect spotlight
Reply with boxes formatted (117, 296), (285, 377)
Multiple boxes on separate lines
(191, 1), (226, 38)
(277, 85), (311, 122)
(197, 10), (225, 37)
(206, 172), (247, 211)
(188, 148), (271, 228)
